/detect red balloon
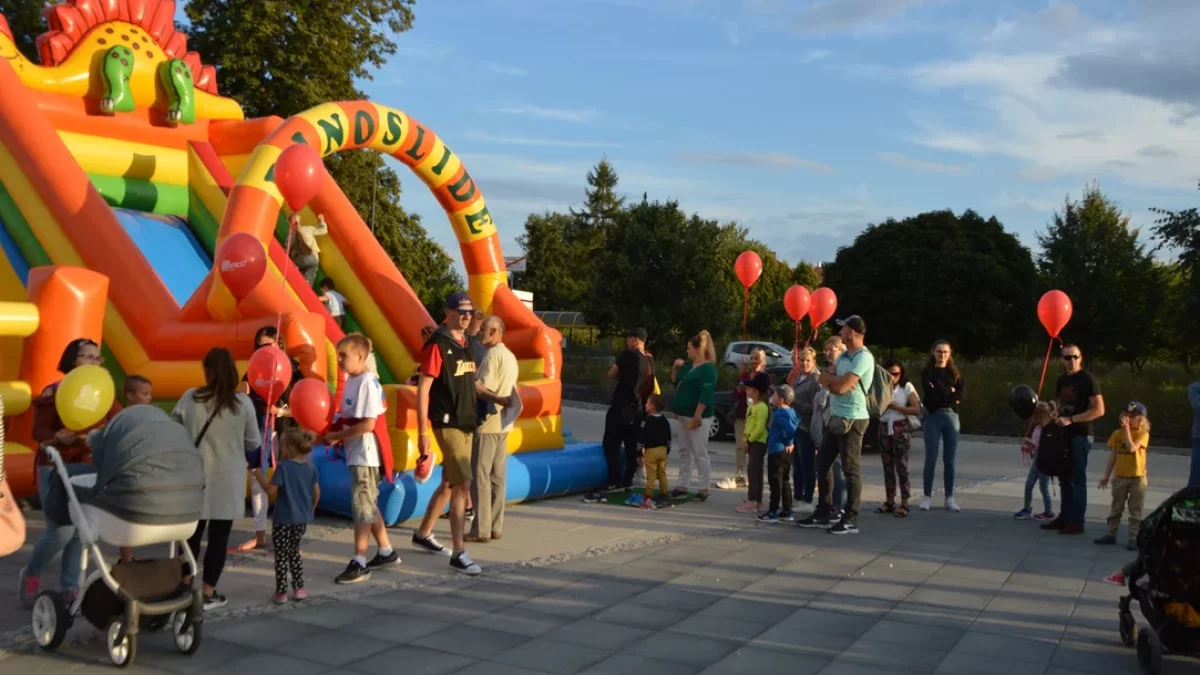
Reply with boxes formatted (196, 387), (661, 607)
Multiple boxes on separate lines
(246, 345), (291, 407)
(734, 251), (763, 290)
(1038, 290), (1073, 338)
(808, 287), (838, 328)
(216, 233), (267, 301)
(275, 143), (326, 211)
(783, 285), (811, 322)
(289, 378), (331, 434)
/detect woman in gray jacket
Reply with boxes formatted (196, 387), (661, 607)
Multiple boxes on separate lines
(172, 348), (260, 612)
(789, 346), (822, 505)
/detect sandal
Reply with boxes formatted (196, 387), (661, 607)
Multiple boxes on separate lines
(875, 503), (895, 514)
(895, 505), (909, 518)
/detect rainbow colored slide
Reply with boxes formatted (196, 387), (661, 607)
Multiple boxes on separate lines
(0, 0), (603, 523)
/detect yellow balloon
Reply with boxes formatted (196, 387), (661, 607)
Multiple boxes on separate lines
(55, 365), (115, 431)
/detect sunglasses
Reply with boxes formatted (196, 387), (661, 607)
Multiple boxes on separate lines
(452, 308), (476, 317)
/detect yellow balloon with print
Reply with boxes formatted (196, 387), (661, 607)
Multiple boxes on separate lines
(54, 365), (116, 431)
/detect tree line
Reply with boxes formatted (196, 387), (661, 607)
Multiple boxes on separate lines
(520, 160), (1200, 371)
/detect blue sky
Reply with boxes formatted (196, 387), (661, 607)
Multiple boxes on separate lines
(208, 1), (1200, 273)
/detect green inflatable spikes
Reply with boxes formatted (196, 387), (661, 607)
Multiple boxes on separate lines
(160, 59), (196, 125)
(100, 45), (135, 114)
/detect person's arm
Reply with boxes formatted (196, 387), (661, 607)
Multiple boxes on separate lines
(254, 468), (274, 495)
(819, 371), (860, 395)
(326, 417), (375, 442)
(688, 367), (715, 429)
(1069, 394), (1106, 425)
(416, 374), (434, 458)
(607, 362), (620, 380)
(312, 481), (321, 514)
(313, 214), (328, 236)
(1099, 448), (1117, 489)
(896, 388), (921, 416)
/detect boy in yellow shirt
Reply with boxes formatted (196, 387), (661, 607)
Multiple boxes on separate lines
(1097, 401), (1150, 550)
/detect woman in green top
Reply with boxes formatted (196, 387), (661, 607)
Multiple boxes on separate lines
(670, 330), (719, 500)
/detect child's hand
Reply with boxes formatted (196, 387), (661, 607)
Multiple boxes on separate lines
(786, 445), (794, 454)
(1121, 416), (1131, 430)
(1099, 476), (1110, 489)
(418, 433), (432, 459)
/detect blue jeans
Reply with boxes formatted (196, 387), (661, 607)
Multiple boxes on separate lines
(923, 411), (960, 498)
(1059, 435), (1091, 527)
(1190, 439), (1200, 488)
(25, 466), (85, 591)
(1024, 462), (1052, 514)
(793, 429), (816, 503)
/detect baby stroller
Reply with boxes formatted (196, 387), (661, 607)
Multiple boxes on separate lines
(31, 406), (206, 668)
(1118, 485), (1200, 675)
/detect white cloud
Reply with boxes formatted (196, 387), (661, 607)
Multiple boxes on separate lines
(798, 49), (832, 63)
(459, 130), (619, 149)
(679, 152), (835, 174)
(495, 103), (597, 123)
(875, 151), (966, 175)
(485, 62), (528, 77)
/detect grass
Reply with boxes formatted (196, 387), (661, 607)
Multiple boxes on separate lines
(563, 352), (1197, 447)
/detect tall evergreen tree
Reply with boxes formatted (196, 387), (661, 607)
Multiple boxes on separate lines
(571, 158), (625, 230)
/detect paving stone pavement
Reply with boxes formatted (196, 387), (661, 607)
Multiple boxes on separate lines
(2, 406), (1198, 673)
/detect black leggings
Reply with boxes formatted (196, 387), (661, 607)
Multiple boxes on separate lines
(187, 520), (233, 589)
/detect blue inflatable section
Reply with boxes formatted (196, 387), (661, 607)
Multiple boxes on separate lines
(112, 209), (210, 304)
(313, 442), (606, 525)
(0, 216), (30, 283)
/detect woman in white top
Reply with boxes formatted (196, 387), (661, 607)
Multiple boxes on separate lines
(876, 359), (921, 518)
(173, 348), (261, 611)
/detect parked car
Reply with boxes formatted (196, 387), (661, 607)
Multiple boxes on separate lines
(710, 365), (793, 440)
(722, 341), (792, 371)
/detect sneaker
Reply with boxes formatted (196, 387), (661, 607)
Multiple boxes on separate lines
(202, 592), (228, 611)
(18, 568), (38, 609)
(779, 511), (796, 522)
(1041, 518), (1065, 531)
(465, 508), (475, 521)
(1033, 511), (1056, 522)
(1013, 508), (1033, 520)
(582, 492), (603, 504)
(412, 533), (450, 556)
(828, 520), (859, 535)
(272, 593), (288, 604)
(715, 476), (738, 490)
(797, 514), (831, 529)
(1094, 534), (1117, 545)
(919, 496), (931, 511)
(450, 552), (482, 575)
(640, 497), (656, 510)
(60, 589), (79, 609)
(945, 498), (961, 512)
(291, 589), (308, 601)
(654, 499), (670, 509)
(757, 511), (779, 524)
(1104, 571), (1126, 585)
(335, 560), (371, 584)
(367, 549), (401, 568)
(736, 500), (763, 514)
(624, 493), (644, 507)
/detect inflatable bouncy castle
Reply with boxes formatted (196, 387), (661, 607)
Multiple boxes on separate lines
(0, 1), (603, 524)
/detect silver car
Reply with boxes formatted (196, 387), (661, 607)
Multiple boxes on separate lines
(722, 341), (792, 370)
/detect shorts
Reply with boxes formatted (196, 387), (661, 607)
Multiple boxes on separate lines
(434, 427), (474, 487)
(349, 465), (381, 524)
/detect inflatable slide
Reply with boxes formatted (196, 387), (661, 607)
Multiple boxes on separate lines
(0, 0), (604, 524)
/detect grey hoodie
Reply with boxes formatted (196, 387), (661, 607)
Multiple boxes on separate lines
(791, 368), (822, 432)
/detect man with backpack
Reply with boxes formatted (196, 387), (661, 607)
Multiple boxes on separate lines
(799, 315), (881, 535)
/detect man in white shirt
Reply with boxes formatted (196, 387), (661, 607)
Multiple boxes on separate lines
(468, 316), (518, 542)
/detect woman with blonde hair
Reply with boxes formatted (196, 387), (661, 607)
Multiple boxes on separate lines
(670, 330), (718, 501)
(788, 345), (822, 509)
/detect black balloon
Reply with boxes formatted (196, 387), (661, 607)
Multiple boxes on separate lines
(1009, 385), (1038, 420)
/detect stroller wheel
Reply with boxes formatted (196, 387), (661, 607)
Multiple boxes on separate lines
(1119, 611), (1138, 647)
(172, 611), (202, 655)
(106, 619), (138, 668)
(1136, 626), (1163, 675)
(31, 591), (70, 651)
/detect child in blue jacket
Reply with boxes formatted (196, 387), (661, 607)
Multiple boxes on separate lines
(759, 385), (800, 523)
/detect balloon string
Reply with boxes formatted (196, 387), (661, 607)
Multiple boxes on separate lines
(742, 288), (748, 340)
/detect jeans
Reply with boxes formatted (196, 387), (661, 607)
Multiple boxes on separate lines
(601, 407), (638, 490)
(923, 411), (960, 498)
(26, 466), (86, 591)
(1059, 435), (1091, 527)
(767, 452), (793, 513)
(816, 419), (868, 521)
(1024, 462), (1052, 514)
(793, 429), (816, 502)
(1190, 439), (1200, 488)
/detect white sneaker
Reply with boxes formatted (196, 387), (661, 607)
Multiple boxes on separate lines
(919, 496), (931, 511)
(715, 476), (738, 490)
(945, 497), (961, 512)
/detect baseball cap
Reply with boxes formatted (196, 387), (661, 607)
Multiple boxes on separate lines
(626, 327), (648, 342)
(444, 292), (474, 311)
(773, 384), (795, 405)
(836, 315), (866, 334)
(1125, 401), (1148, 416)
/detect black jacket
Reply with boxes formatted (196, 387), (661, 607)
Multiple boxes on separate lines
(426, 325), (478, 430)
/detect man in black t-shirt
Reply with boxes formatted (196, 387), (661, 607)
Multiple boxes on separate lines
(584, 328), (650, 503)
(1044, 343), (1106, 535)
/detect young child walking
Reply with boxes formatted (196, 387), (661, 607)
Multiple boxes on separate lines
(319, 278), (350, 329)
(759, 385), (799, 524)
(737, 382), (770, 514)
(250, 428), (321, 603)
(1097, 402), (1151, 550)
(638, 394), (672, 509)
(1014, 401), (1056, 522)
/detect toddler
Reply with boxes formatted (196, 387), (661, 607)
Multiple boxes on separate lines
(251, 428), (320, 603)
(759, 385), (799, 524)
(1014, 401), (1055, 521)
(637, 394), (672, 509)
(737, 383), (769, 514)
(319, 278), (350, 328)
(1097, 402), (1150, 550)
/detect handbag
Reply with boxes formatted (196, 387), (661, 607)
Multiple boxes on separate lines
(0, 395), (27, 557)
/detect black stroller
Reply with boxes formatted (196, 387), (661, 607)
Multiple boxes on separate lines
(1118, 485), (1200, 674)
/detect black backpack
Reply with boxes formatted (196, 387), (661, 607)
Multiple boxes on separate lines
(1035, 424), (1071, 478)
